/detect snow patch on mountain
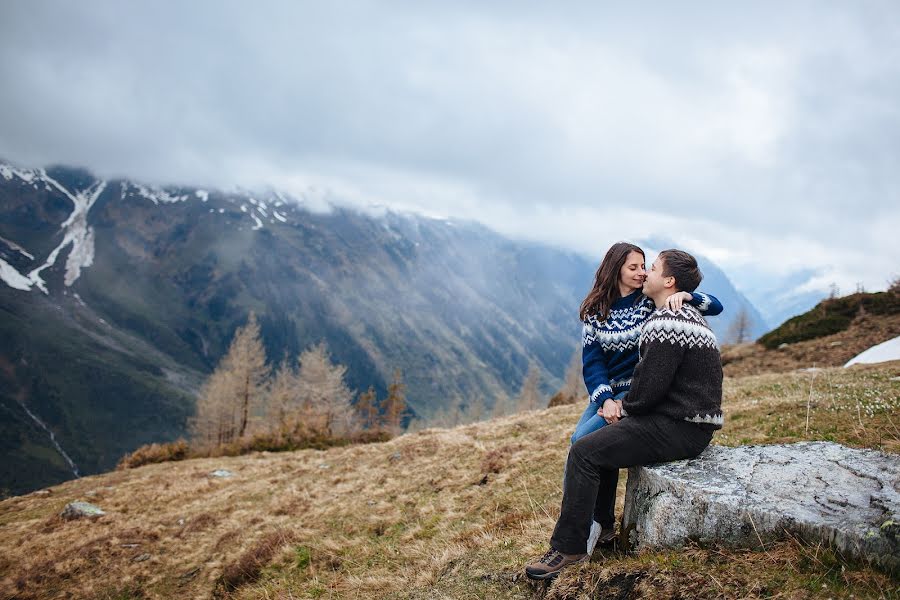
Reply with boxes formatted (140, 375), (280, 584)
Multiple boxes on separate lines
(0, 235), (35, 260)
(195, 190), (209, 202)
(26, 176), (107, 293)
(0, 163), (39, 183)
(0, 257), (32, 290)
(122, 182), (189, 204)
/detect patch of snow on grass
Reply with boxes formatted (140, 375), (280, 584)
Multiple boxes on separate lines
(845, 336), (900, 367)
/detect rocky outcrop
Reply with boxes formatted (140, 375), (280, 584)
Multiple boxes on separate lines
(622, 442), (899, 573)
(60, 501), (106, 520)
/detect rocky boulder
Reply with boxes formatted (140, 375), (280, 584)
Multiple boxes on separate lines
(60, 501), (106, 520)
(622, 442), (899, 573)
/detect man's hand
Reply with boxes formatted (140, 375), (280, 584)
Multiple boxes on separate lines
(665, 291), (693, 312)
(601, 398), (623, 423)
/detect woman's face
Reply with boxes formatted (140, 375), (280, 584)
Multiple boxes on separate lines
(618, 251), (646, 293)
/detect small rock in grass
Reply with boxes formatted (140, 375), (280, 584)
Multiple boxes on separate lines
(133, 553), (151, 562)
(60, 501), (105, 520)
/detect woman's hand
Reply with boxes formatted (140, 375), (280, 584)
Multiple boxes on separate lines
(601, 398), (622, 423)
(665, 291), (693, 311)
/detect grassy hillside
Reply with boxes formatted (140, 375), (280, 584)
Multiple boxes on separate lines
(723, 290), (900, 378)
(759, 291), (900, 349)
(1, 362), (898, 599)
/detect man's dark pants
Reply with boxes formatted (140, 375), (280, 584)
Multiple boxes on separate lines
(551, 413), (714, 555)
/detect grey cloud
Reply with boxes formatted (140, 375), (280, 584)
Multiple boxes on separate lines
(1, 1), (898, 292)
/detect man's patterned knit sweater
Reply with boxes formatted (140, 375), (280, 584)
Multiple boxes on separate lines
(581, 289), (721, 405)
(622, 303), (724, 430)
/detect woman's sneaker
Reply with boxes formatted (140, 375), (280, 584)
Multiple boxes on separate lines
(524, 548), (588, 580)
(586, 520), (602, 554)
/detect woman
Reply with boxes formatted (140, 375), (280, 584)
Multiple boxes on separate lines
(574, 241), (722, 552)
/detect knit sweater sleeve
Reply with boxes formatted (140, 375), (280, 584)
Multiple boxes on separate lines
(582, 322), (614, 404)
(687, 291), (723, 316)
(621, 317), (685, 415)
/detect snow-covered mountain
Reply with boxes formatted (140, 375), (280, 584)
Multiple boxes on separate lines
(0, 160), (765, 496)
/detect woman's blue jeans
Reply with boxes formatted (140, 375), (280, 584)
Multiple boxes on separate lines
(567, 389), (627, 529)
(571, 389), (627, 444)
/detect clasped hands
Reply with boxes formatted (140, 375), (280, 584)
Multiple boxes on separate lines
(600, 398), (623, 423)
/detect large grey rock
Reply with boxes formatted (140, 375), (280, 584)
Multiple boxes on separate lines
(622, 442), (899, 573)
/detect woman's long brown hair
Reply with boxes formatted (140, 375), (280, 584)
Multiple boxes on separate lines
(579, 242), (645, 321)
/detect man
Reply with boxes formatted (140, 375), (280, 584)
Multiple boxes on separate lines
(525, 249), (724, 580)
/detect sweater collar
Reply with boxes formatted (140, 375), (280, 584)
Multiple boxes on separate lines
(612, 288), (644, 310)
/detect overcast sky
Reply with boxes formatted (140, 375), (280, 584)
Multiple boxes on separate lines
(1, 1), (898, 301)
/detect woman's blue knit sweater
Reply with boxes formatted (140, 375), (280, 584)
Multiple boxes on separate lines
(582, 289), (722, 403)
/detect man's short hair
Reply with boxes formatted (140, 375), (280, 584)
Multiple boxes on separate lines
(659, 249), (702, 293)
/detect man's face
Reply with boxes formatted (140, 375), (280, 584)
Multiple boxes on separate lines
(643, 256), (670, 297)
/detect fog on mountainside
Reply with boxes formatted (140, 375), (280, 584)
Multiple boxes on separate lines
(1, 161), (766, 496)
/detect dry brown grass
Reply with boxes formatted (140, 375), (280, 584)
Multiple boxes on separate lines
(117, 430), (394, 471)
(1, 363), (898, 599)
(117, 439), (191, 470)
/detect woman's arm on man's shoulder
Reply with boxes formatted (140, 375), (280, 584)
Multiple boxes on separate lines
(688, 291), (723, 316)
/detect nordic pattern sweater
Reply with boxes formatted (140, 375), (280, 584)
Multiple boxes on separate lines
(581, 289), (722, 404)
(622, 303), (724, 430)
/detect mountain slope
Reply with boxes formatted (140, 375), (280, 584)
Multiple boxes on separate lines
(0, 160), (765, 496)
